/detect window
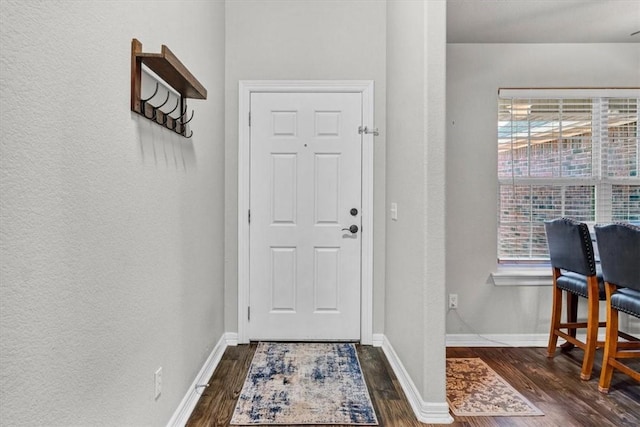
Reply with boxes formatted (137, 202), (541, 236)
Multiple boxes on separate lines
(497, 89), (640, 262)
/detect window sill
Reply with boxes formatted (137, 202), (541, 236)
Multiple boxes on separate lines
(490, 266), (553, 286)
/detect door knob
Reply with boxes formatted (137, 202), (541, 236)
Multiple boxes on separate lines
(342, 225), (359, 234)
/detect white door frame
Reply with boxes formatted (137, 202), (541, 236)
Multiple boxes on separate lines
(238, 80), (375, 345)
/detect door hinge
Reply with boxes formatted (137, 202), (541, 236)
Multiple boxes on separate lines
(248, 306), (250, 321)
(248, 111), (251, 127)
(358, 125), (379, 136)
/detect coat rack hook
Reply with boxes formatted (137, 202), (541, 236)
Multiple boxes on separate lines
(181, 110), (195, 125)
(166, 98), (181, 116)
(150, 92), (171, 122)
(162, 98), (181, 125)
(176, 104), (189, 121)
(171, 112), (181, 130)
(155, 92), (171, 110)
(141, 82), (160, 103)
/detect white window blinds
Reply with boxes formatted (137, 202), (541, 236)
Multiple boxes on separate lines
(497, 89), (640, 262)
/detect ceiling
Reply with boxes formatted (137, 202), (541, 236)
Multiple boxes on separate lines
(447, 0), (640, 43)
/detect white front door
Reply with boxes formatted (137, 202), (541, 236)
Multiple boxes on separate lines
(249, 92), (362, 341)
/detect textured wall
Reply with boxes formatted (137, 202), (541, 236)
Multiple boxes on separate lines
(385, 0), (427, 393)
(0, 1), (225, 425)
(386, 0), (448, 405)
(224, 0), (387, 334)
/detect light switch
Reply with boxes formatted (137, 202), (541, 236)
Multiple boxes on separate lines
(390, 203), (398, 221)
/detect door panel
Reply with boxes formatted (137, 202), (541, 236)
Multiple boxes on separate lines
(314, 247), (340, 311)
(270, 246), (296, 311)
(314, 154), (340, 223)
(249, 92), (362, 341)
(271, 154), (297, 224)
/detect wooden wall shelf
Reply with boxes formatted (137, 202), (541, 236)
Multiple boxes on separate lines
(131, 38), (207, 138)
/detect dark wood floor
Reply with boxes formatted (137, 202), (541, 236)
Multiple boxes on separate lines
(186, 344), (640, 427)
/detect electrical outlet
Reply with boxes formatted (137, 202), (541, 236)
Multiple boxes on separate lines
(448, 293), (458, 309)
(154, 367), (162, 399)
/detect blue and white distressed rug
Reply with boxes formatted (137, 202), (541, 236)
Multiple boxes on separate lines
(230, 342), (378, 425)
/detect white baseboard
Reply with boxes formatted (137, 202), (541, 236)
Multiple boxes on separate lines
(446, 333), (550, 347)
(167, 333), (236, 427)
(225, 332), (239, 346)
(371, 333), (384, 347)
(380, 335), (454, 424)
(445, 332), (610, 347)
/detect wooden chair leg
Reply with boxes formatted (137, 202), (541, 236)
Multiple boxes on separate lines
(548, 280), (563, 358)
(599, 284), (619, 393)
(580, 276), (600, 381)
(561, 292), (578, 352)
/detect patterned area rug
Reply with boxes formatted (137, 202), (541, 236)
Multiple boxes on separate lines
(231, 342), (378, 425)
(446, 358), (544, 417)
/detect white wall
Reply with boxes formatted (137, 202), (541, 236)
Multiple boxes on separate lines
(446, 43), (640, 336)
(0, 1), (225, 425)
(386, 0), (448, 414)
(224, 0), (387, 333)
(386, 0), (427, 392)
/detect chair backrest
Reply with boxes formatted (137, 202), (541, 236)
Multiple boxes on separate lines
(544, 218), (597, 276)
(594, 223), (640, 291)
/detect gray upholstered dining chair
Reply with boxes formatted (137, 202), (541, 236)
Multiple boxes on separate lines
(594, 222), (640, 393)
(544, 217), (605, 380)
